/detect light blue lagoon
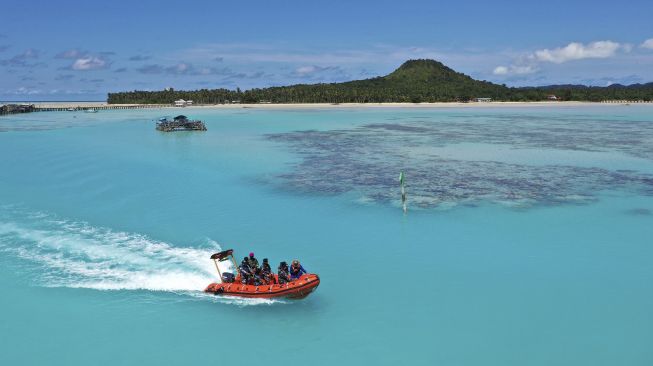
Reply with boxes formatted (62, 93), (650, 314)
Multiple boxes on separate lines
(1, 105), (652, 365)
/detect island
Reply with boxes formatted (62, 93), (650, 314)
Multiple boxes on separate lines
(107, 59), (653, 105)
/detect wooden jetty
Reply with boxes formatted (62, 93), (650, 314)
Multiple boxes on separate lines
(600, 100), (653, 104)
(34, 104), (164, 112)
(1, 103), (168, 115)
(156, 115), (206, 132)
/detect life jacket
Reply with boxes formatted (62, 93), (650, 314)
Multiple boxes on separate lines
(239, 262), (251, 276)
(290, 264), (306, 279)
(277, 267), (291, 283)
(238, 265), (251, 284)
(247, 257), (259, 270)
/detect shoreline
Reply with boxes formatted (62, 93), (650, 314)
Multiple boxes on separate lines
(11, 100), (651, 110)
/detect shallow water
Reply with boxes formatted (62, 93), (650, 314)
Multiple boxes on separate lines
(1, 105), (652, 365)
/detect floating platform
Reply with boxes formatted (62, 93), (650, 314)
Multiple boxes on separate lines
(155, 115), (206, 132)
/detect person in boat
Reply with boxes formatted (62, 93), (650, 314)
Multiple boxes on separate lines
(239, 257), (253, 284)
(249, 268), (265, 286)
(260, 258), (276, 284)
(290, 259), (306, 280)
(246, 252), (259, 271)
(277, 261), (291, 284)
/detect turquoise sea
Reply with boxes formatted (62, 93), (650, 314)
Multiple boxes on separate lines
(1, 105), (652, 365)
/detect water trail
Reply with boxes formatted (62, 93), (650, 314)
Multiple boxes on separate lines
(0, 207), (280, 305)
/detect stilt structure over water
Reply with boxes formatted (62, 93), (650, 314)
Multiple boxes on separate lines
(0, 104), (35, 115)
(155, 115), (207, 132)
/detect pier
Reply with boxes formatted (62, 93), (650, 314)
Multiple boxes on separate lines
(1, 103), (169, 115)
(33, 104), (166, 112)
(600, 100), (653, 104)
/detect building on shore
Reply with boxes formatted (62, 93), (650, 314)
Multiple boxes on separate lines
(173, 99), (194, 107)
(174, 99), (186, 107)
(475, 97), (492, 102)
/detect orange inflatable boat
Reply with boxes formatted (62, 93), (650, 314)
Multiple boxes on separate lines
(204, 249), (320, 299)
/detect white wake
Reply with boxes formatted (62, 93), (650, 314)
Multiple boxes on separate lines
(0, 209), (280, 305)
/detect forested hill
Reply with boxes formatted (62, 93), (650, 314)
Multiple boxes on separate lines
(107, 59), (653, 104)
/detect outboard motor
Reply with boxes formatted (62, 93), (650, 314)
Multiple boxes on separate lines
(221, 272), (235, 283)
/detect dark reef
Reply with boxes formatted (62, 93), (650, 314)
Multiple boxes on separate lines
(266, 114), (653, 209)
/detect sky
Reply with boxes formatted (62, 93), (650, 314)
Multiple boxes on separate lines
(1, 0), (653, 101)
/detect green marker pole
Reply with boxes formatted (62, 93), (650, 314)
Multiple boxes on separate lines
(399, 172), (407, 213)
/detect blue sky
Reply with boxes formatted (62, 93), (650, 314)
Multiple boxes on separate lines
(1, 0), (653, 100)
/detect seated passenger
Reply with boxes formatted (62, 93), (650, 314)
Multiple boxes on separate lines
(260, 258), (276, 284)
(247, 252), (260, 271)
(239, 257), (252, 284)
(251, 267), (264, 286)
(290, 259), (306, 280)
(277, 261), (291, 284)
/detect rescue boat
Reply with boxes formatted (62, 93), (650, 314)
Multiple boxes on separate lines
(204, 249), (320, 299)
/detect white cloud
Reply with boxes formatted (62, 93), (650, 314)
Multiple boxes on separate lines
(641, 38), (653, 49)
(72, 56), (108, 70)
(493, 66), (508, 75)
(295, 65), (320, 76)
(533, 41), (621, 64)
(492, 40), (633, 78)
(493, 64), (537, 76)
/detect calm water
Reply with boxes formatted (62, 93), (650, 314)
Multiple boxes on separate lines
(1, 105), (652, 365)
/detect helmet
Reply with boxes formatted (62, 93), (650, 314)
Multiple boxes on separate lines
(249, 252), (255, 257)
(292, 259), (299, 265)
(263, 258), (268, 263)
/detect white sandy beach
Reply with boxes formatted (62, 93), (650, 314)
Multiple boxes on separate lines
(15, 101), (647, 109)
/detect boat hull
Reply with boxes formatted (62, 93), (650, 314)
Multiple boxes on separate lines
(205, 274), (320, 299)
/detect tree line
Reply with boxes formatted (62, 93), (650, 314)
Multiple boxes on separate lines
(107, 60), (653, 104)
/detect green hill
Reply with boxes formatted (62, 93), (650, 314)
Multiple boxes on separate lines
(381, 59), (509, 101)
(107, 59), (653, 104)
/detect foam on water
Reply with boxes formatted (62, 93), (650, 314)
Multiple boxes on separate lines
(0, 207), (279, 305)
